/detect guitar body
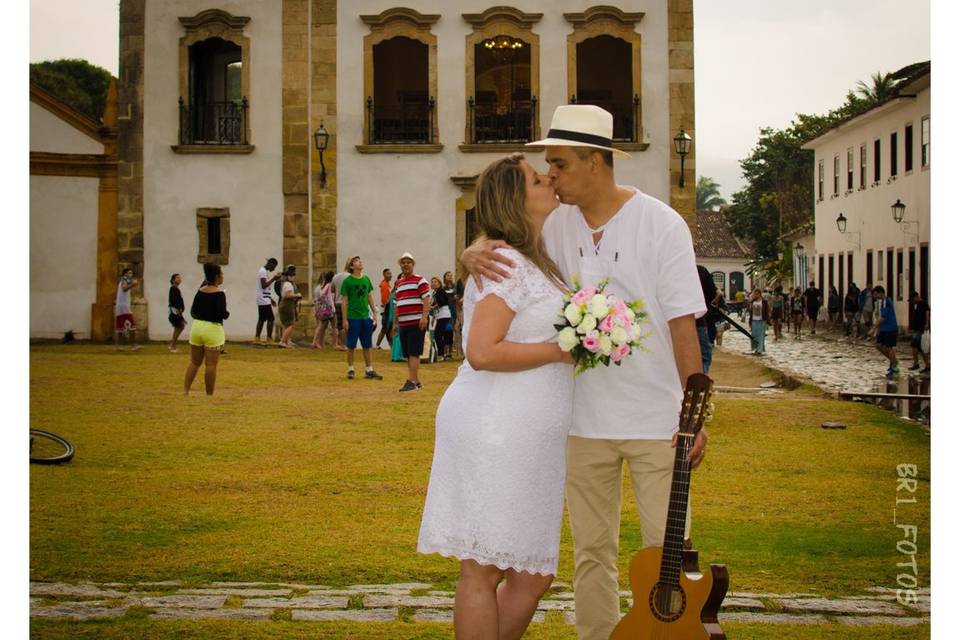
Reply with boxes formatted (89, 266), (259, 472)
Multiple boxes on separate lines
(609, 374), (728, 640)
(610, 546), (727, 640)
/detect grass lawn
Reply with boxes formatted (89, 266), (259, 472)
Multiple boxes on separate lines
(29, 343), (930, 637)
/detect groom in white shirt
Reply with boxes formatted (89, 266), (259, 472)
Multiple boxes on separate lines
(462, 105), (708, 639)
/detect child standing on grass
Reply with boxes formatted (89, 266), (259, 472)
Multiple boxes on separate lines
(168, 273), (186, 352)
(184, 263), (229, 396)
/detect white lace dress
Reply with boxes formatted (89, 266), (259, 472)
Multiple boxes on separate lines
(417, 249), (574, 575)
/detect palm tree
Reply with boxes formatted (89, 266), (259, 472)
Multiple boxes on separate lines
(696, 176), (727, 211)
(855, 71), (896, 104)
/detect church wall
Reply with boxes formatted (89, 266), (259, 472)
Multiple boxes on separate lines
(336, 0), (673, 283)
(30, 175), (100, 339)
(30, 103), (104, 155)
(141, 1), (284, 338)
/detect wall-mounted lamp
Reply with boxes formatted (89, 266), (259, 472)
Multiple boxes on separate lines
(835, 212), (861, 250)
(891, 198), (906, 223)
(673, 129), (691, 188)
(314, 122), (329, 189)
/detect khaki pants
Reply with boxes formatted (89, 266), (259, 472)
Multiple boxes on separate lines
(565, 436), (690, 640)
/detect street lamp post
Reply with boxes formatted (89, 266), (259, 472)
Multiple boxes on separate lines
(673, 129), (691, 188)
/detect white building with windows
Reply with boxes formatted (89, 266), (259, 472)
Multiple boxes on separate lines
(802, 61), (930, 327)
(31, 0), (699, 340)
(694, 208), (751, 300)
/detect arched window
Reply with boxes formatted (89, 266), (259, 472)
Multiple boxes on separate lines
(185, 38), (244, 144)
(175, 9), (251, 151)
(360, 8), (440, 152)
(564, 7), (646, 149)
(711, 271), (725, 293)
(472, 35), (532, 143)
(371, 36), (432, 143)
(574, 36), (636, 141)
(462, 7), (542, 149)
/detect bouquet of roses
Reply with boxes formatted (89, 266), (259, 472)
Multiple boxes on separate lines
(555, 276), (648, 375)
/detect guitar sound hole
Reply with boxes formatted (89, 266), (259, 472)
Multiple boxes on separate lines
(648, 582), (686, 622)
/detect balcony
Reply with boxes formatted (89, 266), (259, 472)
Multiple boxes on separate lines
(570, 94), (641, 143)
(466, 92), (537, 146)
(357, 94), (441, 153)
(173, 98), (253, 154)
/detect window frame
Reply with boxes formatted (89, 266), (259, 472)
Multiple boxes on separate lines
(833, 153), (840, 196)
(846, 147), (854, 191)
(904, 122), (914, 173)
(358, 8), (442, 153)
(889, 131), (898, 178)
(859, 143), (867, 190)
(174, 9), (252, 154)
(461, 7), (543, 151)
(196, 207), (230, 265)
(564, 7), (647, 150)
(921, 116), (930, 168)
(873, 138), (881, 183)
(817, 159), (824, 201)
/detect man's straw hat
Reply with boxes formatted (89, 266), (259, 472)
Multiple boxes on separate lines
(527, 104), (632, 159)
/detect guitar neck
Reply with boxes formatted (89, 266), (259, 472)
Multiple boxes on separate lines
(658, 435), (693, 587)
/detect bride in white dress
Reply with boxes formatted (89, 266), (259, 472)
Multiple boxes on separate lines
(418, 153), (575, 639)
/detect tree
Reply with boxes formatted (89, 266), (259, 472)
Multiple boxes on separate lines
(855, 71), (896, 104)
(30, 58), (114, 123)
(695, 176), (727, 211)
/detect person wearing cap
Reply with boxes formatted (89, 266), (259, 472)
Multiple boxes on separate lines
(254, 258), (281, 344)
(277, 264), (302, 348)
(340, 256), (383, 380)
(392, 252), (431, 391)
(461, 104), (708, 639)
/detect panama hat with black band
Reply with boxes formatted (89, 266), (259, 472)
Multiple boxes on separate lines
(526, 104), (632, 159)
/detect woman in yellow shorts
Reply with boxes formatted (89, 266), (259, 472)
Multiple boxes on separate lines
(184, 262), (230, 395)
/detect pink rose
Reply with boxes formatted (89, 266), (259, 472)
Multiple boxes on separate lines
(613, 299), (629, 316)
(610, 343), (631, 363)
(598, 315), (614, 333)
(582, 333), (602, 353)
(572, 288), (597, 305)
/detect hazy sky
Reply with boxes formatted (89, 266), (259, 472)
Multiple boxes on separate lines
(29, 0), (930, 201)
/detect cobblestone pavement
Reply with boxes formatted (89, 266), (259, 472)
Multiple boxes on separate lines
(717, 323), (927, 395)
(30, 581), (929, 627)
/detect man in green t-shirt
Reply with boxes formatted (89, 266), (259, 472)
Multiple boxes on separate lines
(340, 256), (383, 380)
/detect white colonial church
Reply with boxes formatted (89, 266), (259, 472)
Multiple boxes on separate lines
(31, 1), (698, 340)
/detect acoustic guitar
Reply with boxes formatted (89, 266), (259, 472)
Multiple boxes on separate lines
(610, 373), (728, 640)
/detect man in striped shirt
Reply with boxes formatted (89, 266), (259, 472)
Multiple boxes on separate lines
(392, 252), (431, 392)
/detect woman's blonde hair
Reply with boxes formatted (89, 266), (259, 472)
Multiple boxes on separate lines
(473, 153), (565, 287)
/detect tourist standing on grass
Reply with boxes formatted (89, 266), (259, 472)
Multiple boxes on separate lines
(432, 276), (454, 361)
(312, 271), (337, 349)
(184, 262), (229, 396)
(460, 105), (707, 640)
(168, 273), (186, 352)
(340, 256), (383, 380)
(114, 268), (141, 351)
(418, 154), (575, 639)
(441, 272), (458, 360)
(749, 287), (769, 354)
(790, 287), (805, 339)
(868, 285), (898, 378)
(908, 291), (930, 373)
(375, 268), (394, 349)
(278, 265), (302, 348)
(393, 253), (431, 391)
(803, 280), (821, 334)
(770, 285), (785, 341)
(254, 258), (281, 345)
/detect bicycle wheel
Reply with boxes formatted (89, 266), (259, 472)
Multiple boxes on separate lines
(30, 429), (75, 465)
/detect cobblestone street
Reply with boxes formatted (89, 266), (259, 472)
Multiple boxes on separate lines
(30, 580), (930, 628)
(717, 322), (928, 394)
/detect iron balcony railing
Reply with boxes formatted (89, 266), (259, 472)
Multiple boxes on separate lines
(570, 94), (640, 142)
(178, 97), (249, 145)
(366, 96), (435, 144)
(467, 95), (538, 144)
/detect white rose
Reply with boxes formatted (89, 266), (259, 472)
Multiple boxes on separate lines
(563, 302), (583, 326)
(589, 294), (609, 319)
(630, 322), (643, 342)
(576, 313), (597, 335)
(599, 335), (613, 356)
(625, 307), (636, 320)
(558, 327), (579, 352)
(610, 326), (628, 345)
